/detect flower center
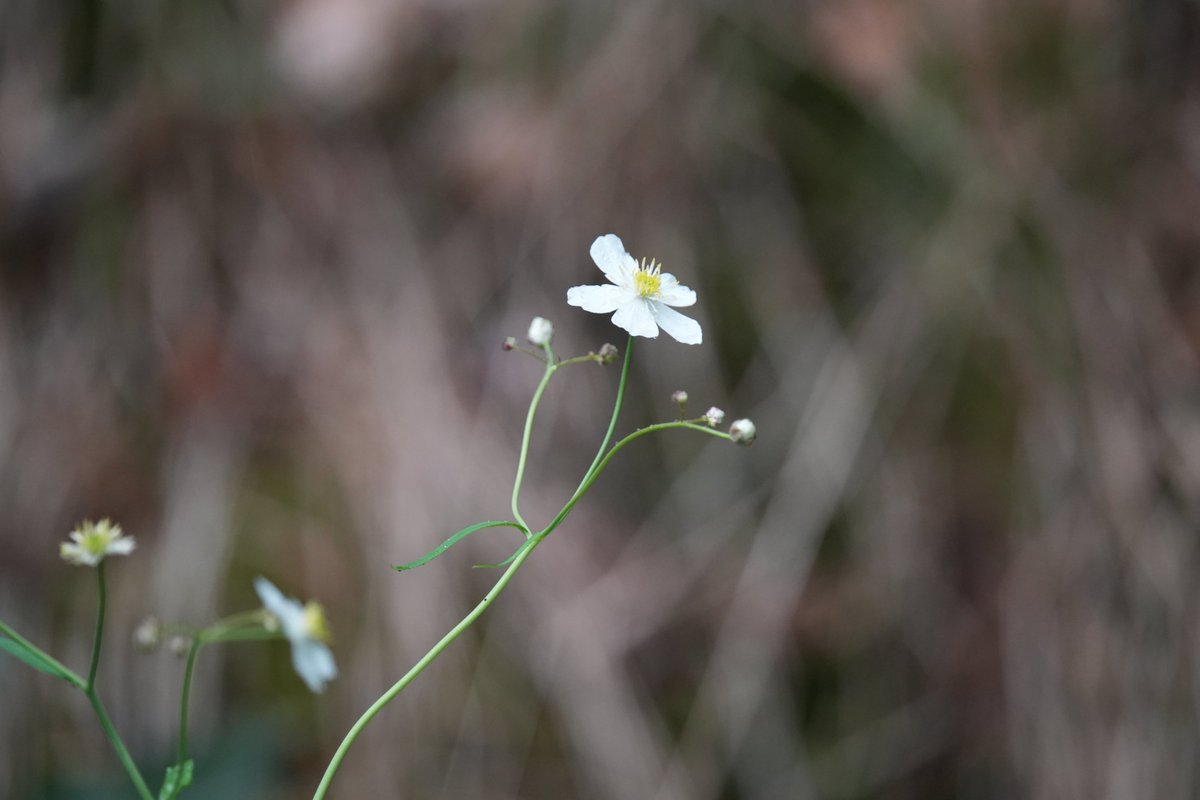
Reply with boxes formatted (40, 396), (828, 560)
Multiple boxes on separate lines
(633, 258), (663, 299)
(303, 602), (332, 643)
(82, 530), (113, 556)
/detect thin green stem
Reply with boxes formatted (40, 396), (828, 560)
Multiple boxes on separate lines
(311, 337), (725, 799)
(539, 421), (730, 539)
(85, 688), (155, 800)
(510, 344), (556, 530)
(573, 335), (632, 496)
(86, 562), (107, 692)
(177, 638), (202, 766)
(312, 539), (541, 800)
(0, 620), (84, 688)
(3, 570), (153, 799)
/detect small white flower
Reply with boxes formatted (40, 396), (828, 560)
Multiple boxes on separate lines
(254, 577), (338, 693)
(729, 418), (757, 445)
(703, 407), (725, 427)
(567, 234), (702, 344)
(59, 519), (136, 567)
(527, 316), (554, 346)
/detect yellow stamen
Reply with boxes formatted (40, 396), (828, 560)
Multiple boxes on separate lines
(633, 258), (663, 299)
(303, 602), (332, 643)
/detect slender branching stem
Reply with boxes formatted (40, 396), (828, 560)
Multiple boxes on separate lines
(510, 342), (556, 530)
(85, 688), (155, 800)
(311, 540), (540, 800)
(538, 421), (729, 539)
(86, 563), (106, 692)
(83, 562), (155, 800)
(312, 338), (726, 799)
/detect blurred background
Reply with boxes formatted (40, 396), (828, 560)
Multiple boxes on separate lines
(3, 0), (1200, 797)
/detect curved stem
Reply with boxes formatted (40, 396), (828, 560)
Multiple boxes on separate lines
(86, 562), (107, 691)
(539, 422), (729, 539)
(510, 345), (556, 530)
(312, 539), (541, 800)
(85, 688), (155, 800)
(572, 335), (632, 496)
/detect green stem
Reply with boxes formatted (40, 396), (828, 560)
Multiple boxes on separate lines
(85, 688), (155, 800)
(0, 620), (84, 688)
(86, 562), (106, 691)
(2, 570), (153, 799)
(573, 335), (632, 495)
(177, 638), (202, 766)
(539, 421), (729, 539)
(311, 539), (541, 800)
(312, 338), (717, 800)
(510, 343), (556, 530)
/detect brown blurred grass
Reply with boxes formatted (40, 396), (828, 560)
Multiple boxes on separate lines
(3, 0), (1200, 798)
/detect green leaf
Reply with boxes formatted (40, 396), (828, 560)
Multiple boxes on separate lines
(158, 759), (194, 800)
(0, 636), (74, 683)
(393, 521), (528, 572)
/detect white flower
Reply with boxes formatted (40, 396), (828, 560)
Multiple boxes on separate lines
(567, 234), (702, 344)
(254, 577), (338, 693)
(527, 316), (554, 346)
(59, 519), (136, 567)
(703, 407), (725, 427)
(729, 418), (757, 445)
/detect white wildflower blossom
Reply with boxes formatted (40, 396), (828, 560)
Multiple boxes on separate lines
(703, 407), (725, 427)
(59, 519), (136, 567)
(527, 316), (554, 346)
(567, 234), (702, 344)
(254, 577), (338, 693)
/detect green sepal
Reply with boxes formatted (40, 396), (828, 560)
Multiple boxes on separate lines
(0, 636), (74, 683)
(393, 521), (528, 572)
(158, 759), (194, 800)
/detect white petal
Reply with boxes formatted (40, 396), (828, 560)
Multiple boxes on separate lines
(612, 299), (659, 338)
(292, 640), (338, 693)
(254, 577), (286, 613)
(589, 234), (637, 284)
(107, 537), (136, 556)
(658, 279), (696, 307)
(651, 303), (702, 344)
(256, 577), (306, 638)
(567, 284), (627, 314)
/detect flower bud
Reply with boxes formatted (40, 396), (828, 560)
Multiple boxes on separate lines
(167, 635), (192, 658)
(527, 317), (554, 346)
(502, 336), (517, 351)
(729, 418), (757, 445)
(134, 617), (162, 652)
(703, 407), (725, 427)
(598, 343), (619, 364)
